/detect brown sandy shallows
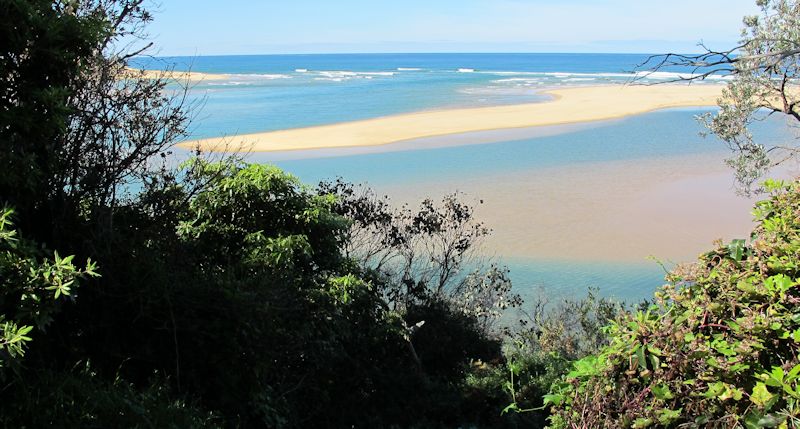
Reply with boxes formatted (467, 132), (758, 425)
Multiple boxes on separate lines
(377, 152), (799, 263)
(179, 84), (725, 152)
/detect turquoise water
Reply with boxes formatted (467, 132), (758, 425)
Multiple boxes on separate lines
(259, 109), (726, 185)
(255, 109), (790, 304)
(132, 53), (730, 139)
(506, 259), (666, 306)
(256, 108), (789, 186)
(138, 53), (780, 303)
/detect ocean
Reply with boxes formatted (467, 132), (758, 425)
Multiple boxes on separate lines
(131, 53), (729, 138)
(131, 53), (793, 306)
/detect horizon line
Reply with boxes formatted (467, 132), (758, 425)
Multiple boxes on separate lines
(139, 51), (709, 59)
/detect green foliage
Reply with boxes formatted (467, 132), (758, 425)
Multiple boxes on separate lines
(0, 0), (101, 210)
(0, 207), (97, 370)
(710, 0), (800, 194)
(179, 161), (347, 277)
(640, 0), (800, 194)
(548, 179), (800, 428)
(502, 290), (628, 427)
(702, 0), (800, 194)
(10, 156), (509, 427)
(320, 180), (522, 333)
(0, 1), (521, 427)
(2, 366), (219, 428)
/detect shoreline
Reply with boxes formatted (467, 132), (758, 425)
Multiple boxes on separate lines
(178, 84), (725, 153)
(124, 68), (230, 81)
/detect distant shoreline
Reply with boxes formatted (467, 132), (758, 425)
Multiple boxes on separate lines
(177, 84), (724, 153)
(124, 67), (230, 81)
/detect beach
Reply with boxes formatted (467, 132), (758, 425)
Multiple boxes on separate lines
(179, 84), (724, 152)
(124, 67), (230, 81)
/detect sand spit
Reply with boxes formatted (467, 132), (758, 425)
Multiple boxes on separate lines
(180, 84), (725, 152)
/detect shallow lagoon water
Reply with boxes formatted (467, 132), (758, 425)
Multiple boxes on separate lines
(149, 53), (792, 303)
(237, 108), (794, 302)
(259, 108), (737, 185)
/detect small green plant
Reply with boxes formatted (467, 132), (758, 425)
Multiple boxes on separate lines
(0, 207), (98, 369)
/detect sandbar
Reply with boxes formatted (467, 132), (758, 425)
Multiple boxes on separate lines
(124, 68), (230, 82)
(179, 84), (725, 152)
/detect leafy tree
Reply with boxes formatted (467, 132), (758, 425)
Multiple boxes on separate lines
(0, 0), (193, 248)
(0, 0), (99, 226)
(639, 0), (800, 194)
(0, 1), (522, 427)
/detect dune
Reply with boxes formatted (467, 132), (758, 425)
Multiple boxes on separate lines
(179, 84), (725, 153)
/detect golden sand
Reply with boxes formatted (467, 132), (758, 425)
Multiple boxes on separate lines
(124, 68), (230, 82)
(179, 84), (725, 152)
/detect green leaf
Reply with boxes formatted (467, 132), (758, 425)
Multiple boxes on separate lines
(647, 344), (663, 356)
(787, 364), (800, 381)
(649, 354), (661, 370)
(542, 394), (564, 407)
(728, 239), (746, 260)
(657, 408), (682, 425)
(705, 381), (725, 398)
(719, 385), (744, 401)
(765, 274), (794, 295)
(651, 384), (674, 400)
(635, 345), (647, 369)
(751, 382), (775, 409)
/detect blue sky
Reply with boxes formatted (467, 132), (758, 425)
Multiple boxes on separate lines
(144, 0), (760, 56)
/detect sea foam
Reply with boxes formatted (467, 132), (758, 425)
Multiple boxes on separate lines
(236, 73), (293, 80)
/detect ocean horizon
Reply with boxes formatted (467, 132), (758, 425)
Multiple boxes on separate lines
(132, 53), (730, 137)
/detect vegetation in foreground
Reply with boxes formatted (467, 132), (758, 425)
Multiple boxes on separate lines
(540, 179), (800, 428)
(0, 1), (583, 427)
(4, 0), (800, 428)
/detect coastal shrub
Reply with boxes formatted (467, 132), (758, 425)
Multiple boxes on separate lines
(500, 290), (628, 427)
(405, 297), (503, 380)
(0, 207), (97, 372)
(1, 366), (219, 428)
(546, 179), (800, 428)
(0, 1), (526, 427)
(30, 160), (397, 425)
(319, 180), (522, 329)
(14, 158), (511, 428)
(0, 0), (101, 222)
